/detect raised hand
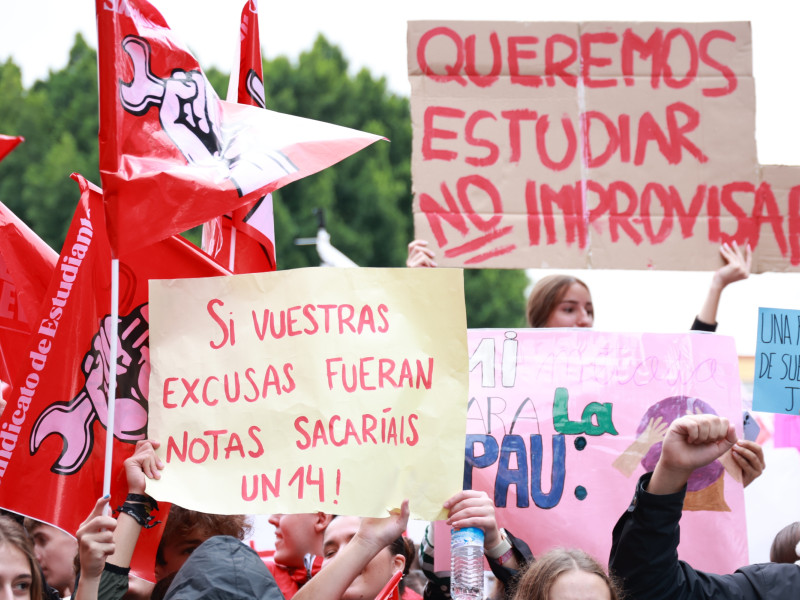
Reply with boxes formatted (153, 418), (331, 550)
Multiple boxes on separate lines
(714, 241), (752, 289)
(696, 241), (752, 328)
(356, 500), (410, 552)
(77, 497), (117, 580)
(124, 439), (164, 495)
(649, 414), (737, 495)
(406, 240), (437, 268)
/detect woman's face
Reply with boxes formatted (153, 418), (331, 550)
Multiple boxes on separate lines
(0, 542), (32, 600)
(268, 513), (319, 568)
(322, 517), (403, 600)
(549, 569), (610, 600)
(544, 283), (594, 328)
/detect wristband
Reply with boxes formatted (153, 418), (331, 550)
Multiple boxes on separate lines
(126, 493), (159, 513)
(495, 547), (515, 566)
(116, 493), (160, 529)
(485, 530), (513, 559)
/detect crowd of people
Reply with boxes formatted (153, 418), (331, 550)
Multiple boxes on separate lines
(1, 239), (797, 600)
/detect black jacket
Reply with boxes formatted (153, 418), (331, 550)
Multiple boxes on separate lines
(609, 473), (800, 600)
(164, 536), (285, 600)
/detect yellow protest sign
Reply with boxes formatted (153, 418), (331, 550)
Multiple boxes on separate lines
(147, 267), (467, 519)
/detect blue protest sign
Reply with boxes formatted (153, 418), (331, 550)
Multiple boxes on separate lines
(753, 307), (800, 414)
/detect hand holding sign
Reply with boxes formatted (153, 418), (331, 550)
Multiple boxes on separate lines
(729, 440), (766, 487)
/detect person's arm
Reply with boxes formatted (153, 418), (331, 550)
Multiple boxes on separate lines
(609, 415), (756, 600)
(647, 414), (737, 495)
(406, 240), (437, 268)
(89, 440), (163, 600)
(487, 529), (532, 600)
(294, 501), (409, 600)
(106, 439), (163, 570)
(74, 497), (117, 600)
(694, 242), (751, 330)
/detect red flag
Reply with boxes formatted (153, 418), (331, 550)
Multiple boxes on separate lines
(229, 0), (266, 110)
(0, 135), (23, 164)
(203, 0), (277, 273)
(375, 570), (402, 600)
(0, 203), (57, 387)
(96, 0), (383, 258)
(0, 174), (230, 579)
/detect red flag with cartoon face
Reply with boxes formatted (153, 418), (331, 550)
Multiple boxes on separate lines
(0, 135), (23, 164)
(0, 174), (230, 579)
(0, 202), (57, 390)
(202, 0), (278, 273)
(96, 0), (383, 258)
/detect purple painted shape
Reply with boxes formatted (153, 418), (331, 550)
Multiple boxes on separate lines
(638, 395), (724, 492)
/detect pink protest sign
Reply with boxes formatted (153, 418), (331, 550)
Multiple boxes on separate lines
(434, 329), (747, 573)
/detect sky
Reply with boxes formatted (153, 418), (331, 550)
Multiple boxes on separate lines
(0, 0), (798, 354)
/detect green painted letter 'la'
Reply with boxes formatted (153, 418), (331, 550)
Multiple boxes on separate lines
(552, 387), (618, 436)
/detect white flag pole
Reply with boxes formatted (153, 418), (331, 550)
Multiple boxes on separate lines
(228, 225), (237, 271)
(102, 258), (120, 498)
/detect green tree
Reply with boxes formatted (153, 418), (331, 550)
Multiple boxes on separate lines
(262, 35), (528, 327)
(0, 33), (529, 327)
(0, 34), (99, 249)
(263, 36), (412, 269)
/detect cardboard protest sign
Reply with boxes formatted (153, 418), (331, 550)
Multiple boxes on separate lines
(753, 307), (800, 415)
(148, 268), (467, 519)
(433, 329), (747, 573)
(409, 21), (800, 272)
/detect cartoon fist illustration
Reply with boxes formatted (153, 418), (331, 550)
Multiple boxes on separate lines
(30, 305), (150, 475)
(118, 35), (297, 197)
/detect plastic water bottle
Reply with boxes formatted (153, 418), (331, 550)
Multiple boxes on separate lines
(450, 527), (484, 600)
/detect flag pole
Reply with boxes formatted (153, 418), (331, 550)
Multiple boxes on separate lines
(102, 258), (120, 497)
(228, 225), (237, 271)
(0, 345), (12, 392)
